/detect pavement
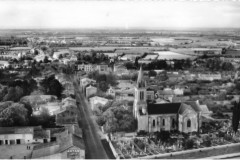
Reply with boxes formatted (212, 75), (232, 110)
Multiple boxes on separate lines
(73, 78), (109, 159)
(200, 153), (240, 159)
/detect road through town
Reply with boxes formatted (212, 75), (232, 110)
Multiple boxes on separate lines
(73, 78), (109, 159)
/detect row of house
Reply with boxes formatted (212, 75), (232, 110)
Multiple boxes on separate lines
(0, 125), (85, 159)
(77, 63), (111, 74)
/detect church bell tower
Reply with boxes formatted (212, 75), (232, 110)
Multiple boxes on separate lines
(133, 66), (147, 118)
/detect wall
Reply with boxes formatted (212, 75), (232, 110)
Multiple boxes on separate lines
(61, 146), (85, 159)
(105, 134), (119, 159)
(141, 143), (240, 159)
(138, 115), (148, 132)
(0, 133), (33, 144)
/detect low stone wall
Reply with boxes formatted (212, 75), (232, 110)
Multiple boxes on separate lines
(141, 143), (240, 159)
(105, 134), (120, 159)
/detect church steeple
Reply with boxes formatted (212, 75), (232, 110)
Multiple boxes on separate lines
(137, 65), (146, 88)
(133, 65), (147, 118)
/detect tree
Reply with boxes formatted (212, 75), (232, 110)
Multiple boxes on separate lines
(3, 87), (24, 102)
(43, 56), (49, 63)
(0, 103), (29, 127)
(59, 54), (63, 59)
(96, 116), (106, 126)
(232, 101), (240, 133)
(184, 139), (194, 149)
(29, 107), (54, 127)
(149, 70), (157, 77)
(40, 75), (63, 99)
(99, 81), (109, 92)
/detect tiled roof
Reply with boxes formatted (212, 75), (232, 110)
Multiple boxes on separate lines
(178, 103), (195, 114)
(33, 129), (50, 139)
(0, 127), (34, 135)
(147, 103), (181, 115)
(59, 133), (85, 152)
(184, 101), (202, 112)
(32, 142), (59, 158)
(65, 124), (83, 138)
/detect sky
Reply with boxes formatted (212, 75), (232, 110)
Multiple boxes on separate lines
(0, 0), (240, 29)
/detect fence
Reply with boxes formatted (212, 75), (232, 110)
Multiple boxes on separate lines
(141, 142), (240, 159)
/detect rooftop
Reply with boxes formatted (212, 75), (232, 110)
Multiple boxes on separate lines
(147, 103), (181, 115)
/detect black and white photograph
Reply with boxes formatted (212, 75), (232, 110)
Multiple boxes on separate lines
(0, 0), (240, 159)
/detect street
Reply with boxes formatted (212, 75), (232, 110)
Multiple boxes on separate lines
(73, 78), (109, 159)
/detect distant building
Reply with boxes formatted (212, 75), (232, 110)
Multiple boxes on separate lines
(96, 64), (109, 74)
(89, 96), (109, 110)
(77, 64), (95, 72)
(79, 77), (96, 94)
(107, 86), (116, 97)
(0, 61), (9, 69)
(0, 126), (50, 145)
(85, 85), (97, 98)
(198, 73), (222, 81)
(55, 105), (78, 126)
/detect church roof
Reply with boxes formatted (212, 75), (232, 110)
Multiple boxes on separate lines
(178, 103), (195, 114)
(147, 103), (181, 115)
(184, 101), (202, 112)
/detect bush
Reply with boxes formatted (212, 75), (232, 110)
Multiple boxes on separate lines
(137, 130), (148, 136)
(184, 139), (194, 149)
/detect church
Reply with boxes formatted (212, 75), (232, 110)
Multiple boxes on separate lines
(133, 67), (210, 133)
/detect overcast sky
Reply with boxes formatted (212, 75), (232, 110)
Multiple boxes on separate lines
(0, 0), (240, 29)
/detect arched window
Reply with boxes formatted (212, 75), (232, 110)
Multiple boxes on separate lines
(140, 91), (144, 100)
(162, 119), (165, 126)
(187, 119), (191, 128)
(153, 120), (155, 127)
(172, 119), (175, 128)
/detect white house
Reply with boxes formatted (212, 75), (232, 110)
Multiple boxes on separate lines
(86, 85), (97, 98)
(198, 73), (222, 81)
(89, 96), (109, 110)
(0, 61), (9, 69)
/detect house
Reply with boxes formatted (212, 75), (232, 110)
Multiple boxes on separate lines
(34, 54), (53, 62)
(155, 97), (170, 104)
(116, 90), (134, 101)
(0, 127), (34, 145)
(85, 85), (97, 98)
(107, 86), (116, 97)
(146, 88), (155, 100)
(53, 50), (70, 59)
(62, 58), (71, 65)
(96, 64), (109, 74)
(157, 89), (175, 100)
(55, 105), (78, 126)
(0, 61), (9, 69)
(198, 73), (222, 81)
(173, 88), (184, 95)
(113, 64), (129, 76)
(133, 67), (206, 133)
(70, 55), (78, 62)
(0, 126), (50, 145)
(33, 102), (61, 116)
(31, 134), (85, 159)
(77, 64), (95, 72)
(79, 77), (96, 94)
(172, 96), (191, 103)
(89, 96), (109, 110)
(33, 128), (51, 144)
(62, 97), (76, 106)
